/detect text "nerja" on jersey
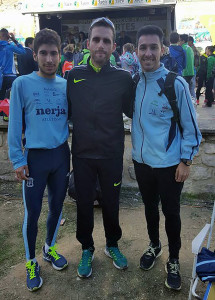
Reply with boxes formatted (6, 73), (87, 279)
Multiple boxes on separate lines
(36, 106), (66, 118)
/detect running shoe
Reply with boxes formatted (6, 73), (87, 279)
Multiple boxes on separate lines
(26, 260), (43, 292)
(165, 258), (181, 290)
(43, 244), (68, 270)
(77, 249), (94, 278)
(105, 246), (128, 270)
(140, 242), (162, 270)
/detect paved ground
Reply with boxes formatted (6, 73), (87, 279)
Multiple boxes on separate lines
(196, 96), (215, 132)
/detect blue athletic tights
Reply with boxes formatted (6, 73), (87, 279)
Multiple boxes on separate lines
(22, 142), (70, 260)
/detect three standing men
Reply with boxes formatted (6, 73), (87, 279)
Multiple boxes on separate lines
(67, 17), (134, 278)
(132, 25), (201, 290)
(8, 19), (201, 293)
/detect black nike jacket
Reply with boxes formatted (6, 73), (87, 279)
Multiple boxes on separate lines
(67, 60), (134, 159)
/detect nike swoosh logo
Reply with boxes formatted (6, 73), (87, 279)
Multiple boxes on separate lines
(114, 181), (121, 187)
(74, 78), (86, 83)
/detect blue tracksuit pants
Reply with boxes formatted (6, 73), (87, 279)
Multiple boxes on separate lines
(22, 142), (70, 260)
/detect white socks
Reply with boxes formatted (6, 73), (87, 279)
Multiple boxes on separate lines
(28, 258), (37, 263)
(45, 243), (50, 253)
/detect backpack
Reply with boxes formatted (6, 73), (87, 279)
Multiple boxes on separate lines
(197, 54), (207, 77)
(62, 60), (74, 79)
(68, 170), (102, 205)
(161, 54), (178, 74)
(133, 71), (183, 134)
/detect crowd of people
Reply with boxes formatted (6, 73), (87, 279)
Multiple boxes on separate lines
(0, 17), (210, 295)
(1, 26), (215, 107)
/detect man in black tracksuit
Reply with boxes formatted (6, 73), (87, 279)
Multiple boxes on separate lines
(67, 17), (134, 278)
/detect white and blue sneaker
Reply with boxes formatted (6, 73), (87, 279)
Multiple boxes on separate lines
(26, 260), (43, 292)
(43, 244), (68, 270)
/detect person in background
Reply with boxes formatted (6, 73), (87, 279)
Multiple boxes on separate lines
(196, 47), (208, 105)
(160, 37), (178, 73)
(188, 36), (200, 71)
(17, 37), (38, 76)
(188, 36), (200, 104)
(204, 45), (215, 107)
(66, 32), (75, 45)
(132, 25), (201, 291)
(60, 42), (68, 55)
(8, 28), (70, 292)
(60, 44), (75, 78)
(179, 34), (195, 100)
(67, 17), (134, 279)
(0, 28), (25, 99)
(117, 31), (132, 54)
(133, 50), (141, 72)
(169, 32), (186, 76)
(120, 43), (139, 75)
(112, 49), (121, 67)
(79, 31), (86, 49)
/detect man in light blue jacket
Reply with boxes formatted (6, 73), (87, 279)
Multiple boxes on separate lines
(0, 28), (25, 99)
(132, 25), (201, 291)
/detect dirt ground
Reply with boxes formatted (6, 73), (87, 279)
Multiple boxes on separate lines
(0, 181), (214, 300)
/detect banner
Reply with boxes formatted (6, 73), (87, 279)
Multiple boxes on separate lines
(22, 0), (176, 13)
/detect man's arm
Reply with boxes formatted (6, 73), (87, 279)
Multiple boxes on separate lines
(8, 78), (29, 180)
(122, 73), (135, 119)
(8, 33), (26, 55)
(174, 77), (202, 181)
(66, 70), (73, 121)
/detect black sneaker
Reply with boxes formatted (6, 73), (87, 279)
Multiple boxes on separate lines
(165, 258), (181, 290)
(140, 242), (162, 270)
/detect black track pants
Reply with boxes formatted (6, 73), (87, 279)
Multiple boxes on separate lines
(133, 160), (184, 259)
(72, 156), (123, 250)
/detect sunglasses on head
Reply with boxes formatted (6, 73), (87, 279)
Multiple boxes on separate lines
(90, 17), (115, 30)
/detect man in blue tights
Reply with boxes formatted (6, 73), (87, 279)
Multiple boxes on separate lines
(8, 28), (70, 292)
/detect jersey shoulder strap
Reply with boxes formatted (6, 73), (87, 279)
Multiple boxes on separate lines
(164, 72), (183, 134)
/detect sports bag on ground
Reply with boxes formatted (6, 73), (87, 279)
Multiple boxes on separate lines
(196, 247), (215, 282)
(68, 170), (102, 203)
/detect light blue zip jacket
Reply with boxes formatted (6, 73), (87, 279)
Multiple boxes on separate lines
(132, 64), (201, 167)
(8, 72), (69, 170)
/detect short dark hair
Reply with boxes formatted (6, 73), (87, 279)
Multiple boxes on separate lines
(188, 36), (194, 43)
(207, 45), (215, 54)
(33, 28), (61, 54)
(180, 34), (188, 43)
(25, 37), (34, 47)
(137, 25), (164, 46)
(88, 17), (116, 42)
(170, 32), (179, 44)
(163, 37), (170, 47)
(0, 28), (8, 34)
(0, 28), (9, 38)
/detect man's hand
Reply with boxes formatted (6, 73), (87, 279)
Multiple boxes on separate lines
(175, 162), (190, 182)
(15, 165), (29, 181)
(9, 32), (16, 42)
